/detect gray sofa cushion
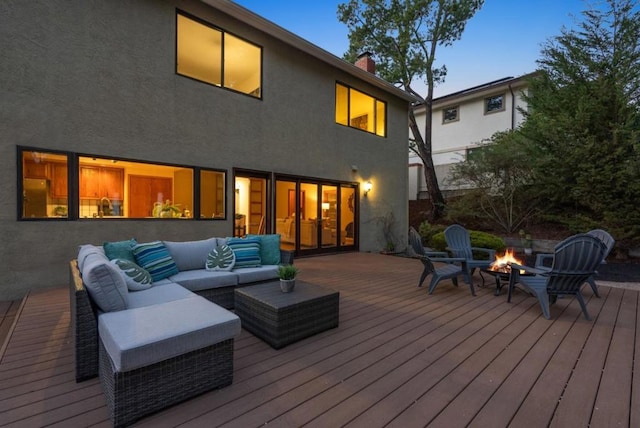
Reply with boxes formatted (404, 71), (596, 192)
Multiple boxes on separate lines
(163, 238), (217, 271)
(235, 265), (279, 284)
(82, 253), (129, 312)
(127, 283), (195, 309)
(98, 295), (241, 372)
(77, 244), (106, 271)
(168, 269), (238, 292)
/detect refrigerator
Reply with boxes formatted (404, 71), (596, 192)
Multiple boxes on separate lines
(23, 178), (49, 217)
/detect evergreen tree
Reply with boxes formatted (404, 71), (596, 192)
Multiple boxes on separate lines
(522, 0), (640, 253)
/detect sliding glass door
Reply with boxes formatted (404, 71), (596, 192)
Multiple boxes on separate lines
(275, 176), (357, 255)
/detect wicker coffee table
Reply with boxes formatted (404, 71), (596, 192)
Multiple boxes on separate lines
(234, 281), (339, 349)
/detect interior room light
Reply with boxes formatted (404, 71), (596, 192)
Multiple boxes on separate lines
(322, 202), (330, 211)
(363, 180), (373, 197)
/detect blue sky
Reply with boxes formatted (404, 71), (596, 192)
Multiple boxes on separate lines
(234, 0), (587, 97)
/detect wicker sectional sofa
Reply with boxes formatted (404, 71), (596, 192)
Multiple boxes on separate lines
(69, 235), (293, 427)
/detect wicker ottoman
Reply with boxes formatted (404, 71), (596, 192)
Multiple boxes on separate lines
(98, 296), (240, 427)
(234, 281), (339, 349)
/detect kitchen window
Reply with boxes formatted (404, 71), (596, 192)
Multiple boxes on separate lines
(176, 12), (262, 98)
(335, 83), (386, 137)
(18, 147), (226, 220)
(20, 150), (69, 219)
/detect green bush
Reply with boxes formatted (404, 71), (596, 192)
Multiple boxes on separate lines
(417, 221), (446, 247)
(431, 228), (506, 260)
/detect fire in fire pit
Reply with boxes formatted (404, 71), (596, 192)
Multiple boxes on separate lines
(489, 248), (524, 274)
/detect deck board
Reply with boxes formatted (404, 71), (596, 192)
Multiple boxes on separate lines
(0, 252), (638, 428)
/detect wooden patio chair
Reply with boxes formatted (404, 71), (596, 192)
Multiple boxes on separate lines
(508, 234), (606, 320)
(408, 227), (473, 295)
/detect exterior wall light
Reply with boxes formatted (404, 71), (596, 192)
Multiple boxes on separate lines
(363, 180), (373, 197)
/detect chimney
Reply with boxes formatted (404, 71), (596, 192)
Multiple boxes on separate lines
(355, 52), (375, 74)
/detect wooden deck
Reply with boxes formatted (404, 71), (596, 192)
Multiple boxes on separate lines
(1, 252), (639, 427)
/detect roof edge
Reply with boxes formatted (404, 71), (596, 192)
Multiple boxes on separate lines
(202, 1), (418, 103)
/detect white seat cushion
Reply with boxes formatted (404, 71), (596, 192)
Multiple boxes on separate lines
(235, 265), (279, 284)
(98, 295), (240, 372)
(168, 269), (238, 292)
(126, 283), (195, 309)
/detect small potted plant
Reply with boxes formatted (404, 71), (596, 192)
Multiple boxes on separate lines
(277, 264), (299, 293)
(153, 200), (181, 218)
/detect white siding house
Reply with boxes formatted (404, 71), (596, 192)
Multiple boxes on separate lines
(409, 75), (532, 199)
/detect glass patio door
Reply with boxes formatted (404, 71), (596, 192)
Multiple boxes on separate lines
(275, 177), (357, 255)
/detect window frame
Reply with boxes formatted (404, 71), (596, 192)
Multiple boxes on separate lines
(442, 106), (460, 124)
(335, 82), (387, 137)
(484, 94), (505, 114)
(17, 146), (228, 221)
(176, 10), (263, 99)
(18, 147), (73, 221)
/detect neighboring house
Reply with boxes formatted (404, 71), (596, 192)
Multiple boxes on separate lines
(0, 0), (415, 300)
(409, 74), (533, 199)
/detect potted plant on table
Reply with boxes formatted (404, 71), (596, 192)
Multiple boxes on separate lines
(277, 264), (299, 293)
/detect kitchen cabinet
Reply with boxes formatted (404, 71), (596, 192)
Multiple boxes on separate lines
(128, 175), (173, 217)
(80, 166), (124, 199)
(23, 160), (49, 179)
(49, 162), (68, 198)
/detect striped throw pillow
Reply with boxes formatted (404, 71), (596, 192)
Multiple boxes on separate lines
(226, 237), (261, 269)
(132, 241), (179, 282)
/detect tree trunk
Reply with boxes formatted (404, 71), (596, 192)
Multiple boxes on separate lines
(409, 108), (445, 221)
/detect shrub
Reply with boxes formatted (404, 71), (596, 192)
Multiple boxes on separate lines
(431, 228), (506, 259)
(417, 221), (446, 247)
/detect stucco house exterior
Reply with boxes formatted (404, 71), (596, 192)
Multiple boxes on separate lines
(0, 0), (414, 300)
(409, 74), (532, 199)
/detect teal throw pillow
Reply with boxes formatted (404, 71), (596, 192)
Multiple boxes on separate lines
(103, 239), (137, 263)
(248, 234), (281, 265)
(132, 241), (179, 282)
(111, 259), (153, 291)
(226, 236), (261, 269)
(205, 244), (236, 271)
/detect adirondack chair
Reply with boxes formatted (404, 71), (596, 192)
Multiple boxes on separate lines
(535, 229), (614, 298)
(443, 224), (496, 286)
(508, 234), (606, 320)
(408, 227), (474, 295)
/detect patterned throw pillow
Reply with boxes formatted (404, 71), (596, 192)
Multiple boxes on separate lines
(132, 241), (179, 282)
(111, 259), (153, 291)
(205, 244), (236, 271)
(226, 236), (261, 269)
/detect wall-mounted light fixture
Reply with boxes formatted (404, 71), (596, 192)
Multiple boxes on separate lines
(363, 180), (373, 197)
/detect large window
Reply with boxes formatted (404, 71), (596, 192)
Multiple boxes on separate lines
(335, 83), (386, 137)
(18, 147), (226, 220)
(176, 12), (262, 98)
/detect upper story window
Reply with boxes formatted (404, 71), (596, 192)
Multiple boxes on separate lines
(176, 12), (262, 98)
(335, 83), (386, 137)
(442, 106), (459, 124)
(485, 94), (505, 114)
